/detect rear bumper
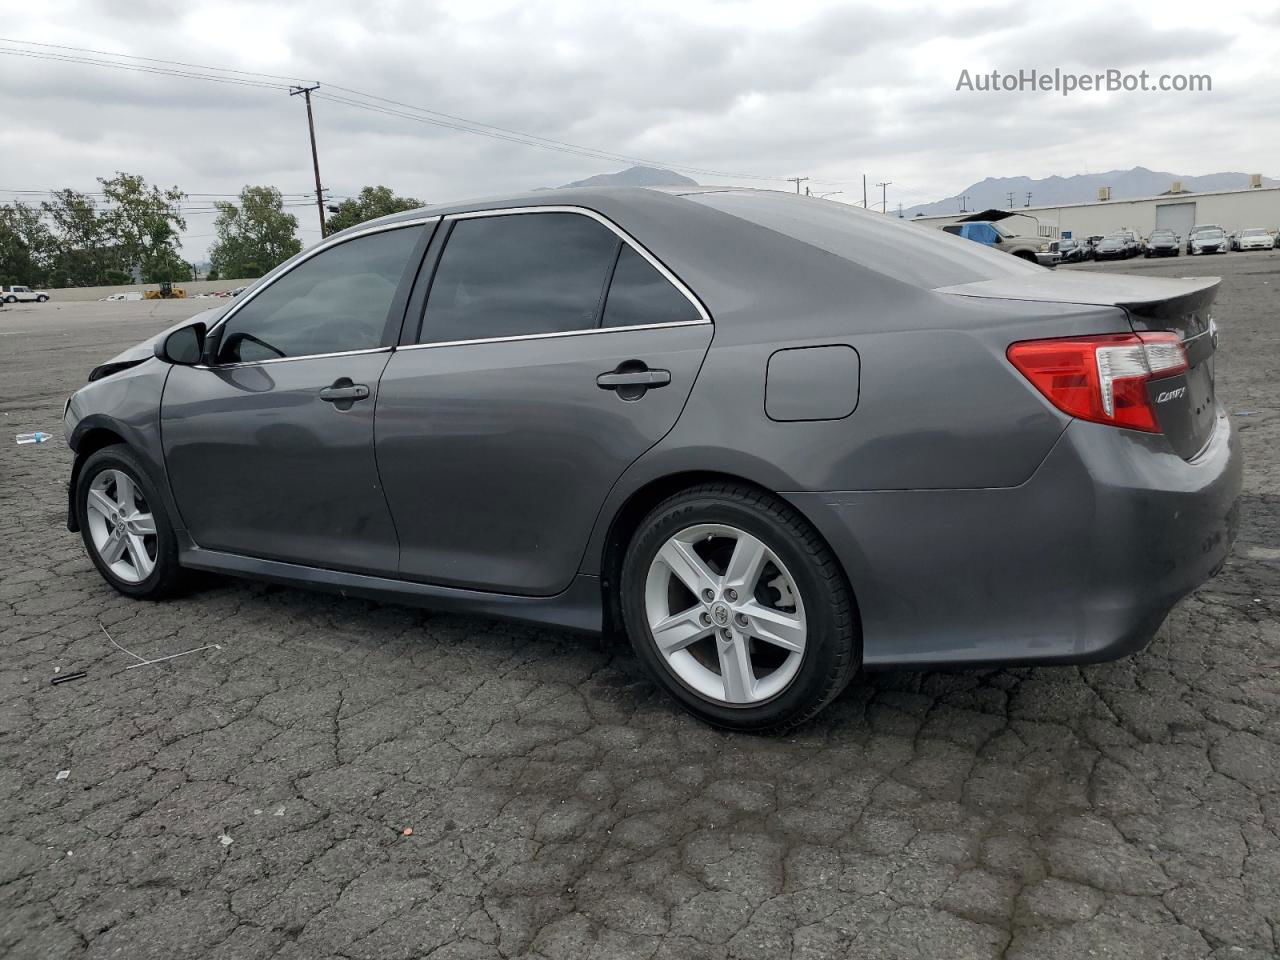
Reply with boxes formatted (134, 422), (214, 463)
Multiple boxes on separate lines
(786, 410), (1242, 669)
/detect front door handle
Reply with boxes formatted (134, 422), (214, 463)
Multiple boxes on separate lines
(319, 379), (370, 410)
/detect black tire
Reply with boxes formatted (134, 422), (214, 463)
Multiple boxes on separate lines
(75, 445), (186, 599)
(36, 295), (48, 302)
(619, 483), (859, 733)
(3, 295), (14, 303)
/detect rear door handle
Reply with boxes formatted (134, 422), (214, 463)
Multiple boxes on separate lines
(596, 369), (671, 389)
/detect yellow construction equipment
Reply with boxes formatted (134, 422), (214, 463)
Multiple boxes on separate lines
(144, 281), (187, 299)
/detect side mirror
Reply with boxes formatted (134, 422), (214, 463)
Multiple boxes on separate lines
(155, 322), (207, 365)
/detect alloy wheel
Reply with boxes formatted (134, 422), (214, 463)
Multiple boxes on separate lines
(644, 523), (806, 705)
(85, 469), (157, 584)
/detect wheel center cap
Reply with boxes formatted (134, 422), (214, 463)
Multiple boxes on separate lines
(710, 601), (731, 626)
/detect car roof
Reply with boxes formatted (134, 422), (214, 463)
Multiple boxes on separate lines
(314, 185), (1046, 323)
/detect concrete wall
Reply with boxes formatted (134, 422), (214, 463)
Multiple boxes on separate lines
(912, 187), (1280, 241)
(37, 278), (257, 303)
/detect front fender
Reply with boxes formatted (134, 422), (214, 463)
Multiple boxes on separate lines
(63, 361), (183, 536)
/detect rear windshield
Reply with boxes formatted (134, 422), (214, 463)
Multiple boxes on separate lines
(684, 190), (1040, 289)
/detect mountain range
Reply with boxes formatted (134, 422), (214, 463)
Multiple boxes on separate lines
(900, 167), (1280, 217)
(555, 166), (699, 189)
(548, 165), (1280, 218)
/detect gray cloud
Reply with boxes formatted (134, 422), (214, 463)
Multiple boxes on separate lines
(0, 0), (1272, 259)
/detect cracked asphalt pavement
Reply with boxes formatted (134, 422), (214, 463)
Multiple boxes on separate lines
(1, 253), (1278, 960)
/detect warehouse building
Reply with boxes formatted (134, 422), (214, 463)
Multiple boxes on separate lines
(912, 176), (1280, 241)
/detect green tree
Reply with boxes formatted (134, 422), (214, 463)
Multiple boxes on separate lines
(0, 202), (54, 287)
(326, 185), (423, 233)
(206, 267), (220, 282)
(209, 186), (302, 279)
(99, 172), (187, 282)
(41, 189), (115, 286)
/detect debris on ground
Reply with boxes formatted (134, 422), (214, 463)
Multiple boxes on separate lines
(218, 834), (233, 846)
(101, 620), (221, 670)
(50, 672), (86, 686)
(55, 770), (70, 781)
(15, 431), (53, 445)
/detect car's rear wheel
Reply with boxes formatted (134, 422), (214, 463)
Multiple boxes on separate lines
(619, 483), (859, 733)
(76, 445), (185, 599)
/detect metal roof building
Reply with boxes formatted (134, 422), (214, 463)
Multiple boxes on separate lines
(910, 181), (1280, 240)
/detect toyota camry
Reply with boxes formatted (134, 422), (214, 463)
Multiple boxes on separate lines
(64, 187), (1242, 732)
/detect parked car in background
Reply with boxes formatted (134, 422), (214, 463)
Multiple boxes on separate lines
(1238, 228), (1275, 251)
(59, 187), (1239, 731)
(1145, 229), (1181, 257)
(1190, 228), (1228, 255)
(1093, 236), (1129, 261)
(940, 221), (1059, 266)
(1057, 237), (1087, 263)
(1186, 224), (1226, 254)
(1, 284), (50, 303)
(1110, 230), (1143, 258)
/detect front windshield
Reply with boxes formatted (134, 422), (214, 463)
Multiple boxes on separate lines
(1201, 230), (1225, 239)
(1243, 229), (1267, 237)
(990, 223), (1015, 239)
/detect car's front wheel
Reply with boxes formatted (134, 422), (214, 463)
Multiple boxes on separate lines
(620, 483), (859, 733)
(76, 445), (185, 599)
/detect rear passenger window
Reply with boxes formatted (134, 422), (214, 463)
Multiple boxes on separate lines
(601, 246), (699, 328)
(422, 213), (620, 343)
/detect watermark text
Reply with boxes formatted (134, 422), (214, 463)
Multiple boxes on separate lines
(956, 68), (1211, 96)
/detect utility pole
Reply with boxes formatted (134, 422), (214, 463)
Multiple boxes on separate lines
(290, 84), (326, 237)
(897, 202), (903, 218)
(960, 194), (970, 213)
(1006, 191), (1015, 209)
(876, 181), (892, 213)
(1025, 191), (1032, 208)
(862, 174), (868, 208)
(786, 176), (809, 194)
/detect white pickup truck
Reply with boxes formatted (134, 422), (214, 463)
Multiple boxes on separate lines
(1, 284), (50, 303)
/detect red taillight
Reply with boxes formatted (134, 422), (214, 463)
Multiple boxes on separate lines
(1007, 332), (1188, 432)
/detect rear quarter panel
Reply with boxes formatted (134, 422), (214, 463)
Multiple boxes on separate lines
(580, 278), (1135, 575)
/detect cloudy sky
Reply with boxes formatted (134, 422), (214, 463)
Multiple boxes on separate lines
(2, 0), (1278, 259)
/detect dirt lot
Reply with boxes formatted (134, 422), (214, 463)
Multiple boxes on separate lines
(1, 255), (1277, 960)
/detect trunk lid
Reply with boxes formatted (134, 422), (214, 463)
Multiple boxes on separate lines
(937, 273), (1220, 460)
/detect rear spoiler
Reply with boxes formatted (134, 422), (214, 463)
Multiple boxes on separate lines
(935, 273), (1220, 313)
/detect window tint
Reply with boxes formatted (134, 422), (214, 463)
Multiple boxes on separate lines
(601, 246), (698, 328)
(422, 213), (620, 343)
(215, 226), (421, 364)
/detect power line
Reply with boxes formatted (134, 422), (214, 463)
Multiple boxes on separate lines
(0, 38), (790, 183)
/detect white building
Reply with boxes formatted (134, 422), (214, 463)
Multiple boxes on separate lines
(911, 178), (1280, 241)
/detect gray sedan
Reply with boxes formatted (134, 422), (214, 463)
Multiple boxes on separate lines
(63, 187), (1241, 731)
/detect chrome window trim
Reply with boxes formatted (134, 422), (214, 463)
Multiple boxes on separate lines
(414, 205), (712, 346)
(192, 346), (392, 371)
(396, 318), (708, 353)
(201, 216), (440, 365)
